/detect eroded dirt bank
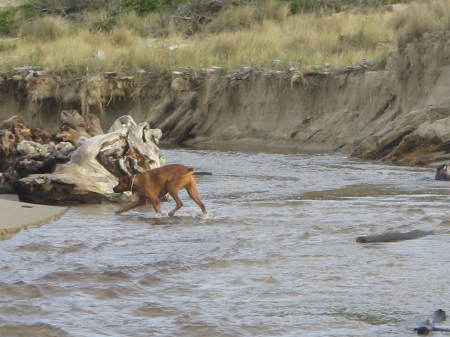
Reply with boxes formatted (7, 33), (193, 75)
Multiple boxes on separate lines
(0, 31), (449, 165)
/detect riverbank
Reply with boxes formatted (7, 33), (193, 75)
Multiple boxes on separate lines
(0, 196), (68, 239)
(1, 29), (449, 166)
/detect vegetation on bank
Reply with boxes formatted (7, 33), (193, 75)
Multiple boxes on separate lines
(0, 0), (448, 73)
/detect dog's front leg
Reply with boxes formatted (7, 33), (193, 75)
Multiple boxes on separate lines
(115, 198), (145, 214)
(148, 196), (162, 216)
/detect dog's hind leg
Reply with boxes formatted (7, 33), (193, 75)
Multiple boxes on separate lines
(186, 181), (207, 215)
(168, 190), (183, 216)
(115, 198), (145, 214)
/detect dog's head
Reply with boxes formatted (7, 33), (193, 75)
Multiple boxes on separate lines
(113, 175), (133, 193)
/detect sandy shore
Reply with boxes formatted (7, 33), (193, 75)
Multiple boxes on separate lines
(0, 196), (68, 240)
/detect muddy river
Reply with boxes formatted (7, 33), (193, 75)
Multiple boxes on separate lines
(1, 148), (450, 337)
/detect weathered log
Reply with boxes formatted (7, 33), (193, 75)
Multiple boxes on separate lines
(109, 114), (165, 169)
(356, 229), (433, 243)
(414, 309), (447, 335)
(16, 115), (164, 204)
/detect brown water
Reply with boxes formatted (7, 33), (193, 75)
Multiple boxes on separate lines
(1, 148), (450, 337)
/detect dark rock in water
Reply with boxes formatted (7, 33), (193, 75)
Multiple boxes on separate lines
(356, 229), (433, 243)
(435, 163), (450, 180)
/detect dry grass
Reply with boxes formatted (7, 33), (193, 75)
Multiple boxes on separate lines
(18, 16), (69, 41)
(389, 0), (450, 46)
(207, 0), (289, 33)
(0, 0), (448, 73)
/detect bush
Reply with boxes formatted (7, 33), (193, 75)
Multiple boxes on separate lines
(390, 0), (450, 47)
(121, 0), (190, 15)
(282, 0), (410, 14)
(0, 8), (16, 34)
(91, 12), (118, 32)
(109, 27), (135, 46)
(117, 11), (152, 36)
(22, 0), (118, 15)
(207, 0), (288, 34)
(19, 16), (70, 41)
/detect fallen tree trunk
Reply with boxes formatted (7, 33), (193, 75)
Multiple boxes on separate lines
(356, 229), (433, 243)
(9, 114), (164, 204)
(414, 309), (448, 335)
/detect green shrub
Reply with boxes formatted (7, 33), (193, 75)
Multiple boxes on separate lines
(121, 0), (189, 15)
(282, 0), (410, 14)
(121, 0), (160, 15)
(0, 8), (16, 34)
(21, 0), (117, 15)
(91, 12), (118, 32)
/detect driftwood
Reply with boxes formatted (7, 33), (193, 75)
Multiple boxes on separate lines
(15, 115), (165, 204)
(414, 309), (448, 335)
(0, 111), (105, 193)
(356, 229), (433, 243)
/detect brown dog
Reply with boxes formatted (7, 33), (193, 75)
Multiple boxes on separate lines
(114, 164), (207, 216)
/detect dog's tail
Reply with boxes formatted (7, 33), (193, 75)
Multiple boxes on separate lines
(194, 171), (212, 176)
(186, 168), (212, 176)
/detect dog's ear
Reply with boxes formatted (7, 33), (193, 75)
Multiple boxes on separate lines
(127, 156), (145, 174)
(119, 156), (145, 176)
(118, 157), (132, 176)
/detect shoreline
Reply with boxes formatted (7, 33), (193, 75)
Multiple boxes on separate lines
(0, 196), (68, 240)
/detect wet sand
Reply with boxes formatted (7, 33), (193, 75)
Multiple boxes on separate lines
(0, 197), (68, 240)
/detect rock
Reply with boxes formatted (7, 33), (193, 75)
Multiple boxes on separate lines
(0, 168), (17, 193)
(435, 163), (450, 180)
(0, 113), (84, 192)
(16, 115), (165, 204)
(0, 129), (16, 170)
(171, 77), (191, 92)
(291, 71), (305, 88)
(0, 115), (33, 142)
(55, 109), (103, 144)
(14, 140), (74, 178)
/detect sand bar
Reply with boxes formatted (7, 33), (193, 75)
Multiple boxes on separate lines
(0, 197), (68, 240)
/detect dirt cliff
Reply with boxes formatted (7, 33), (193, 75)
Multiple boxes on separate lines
(0, 31), (449, 165)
